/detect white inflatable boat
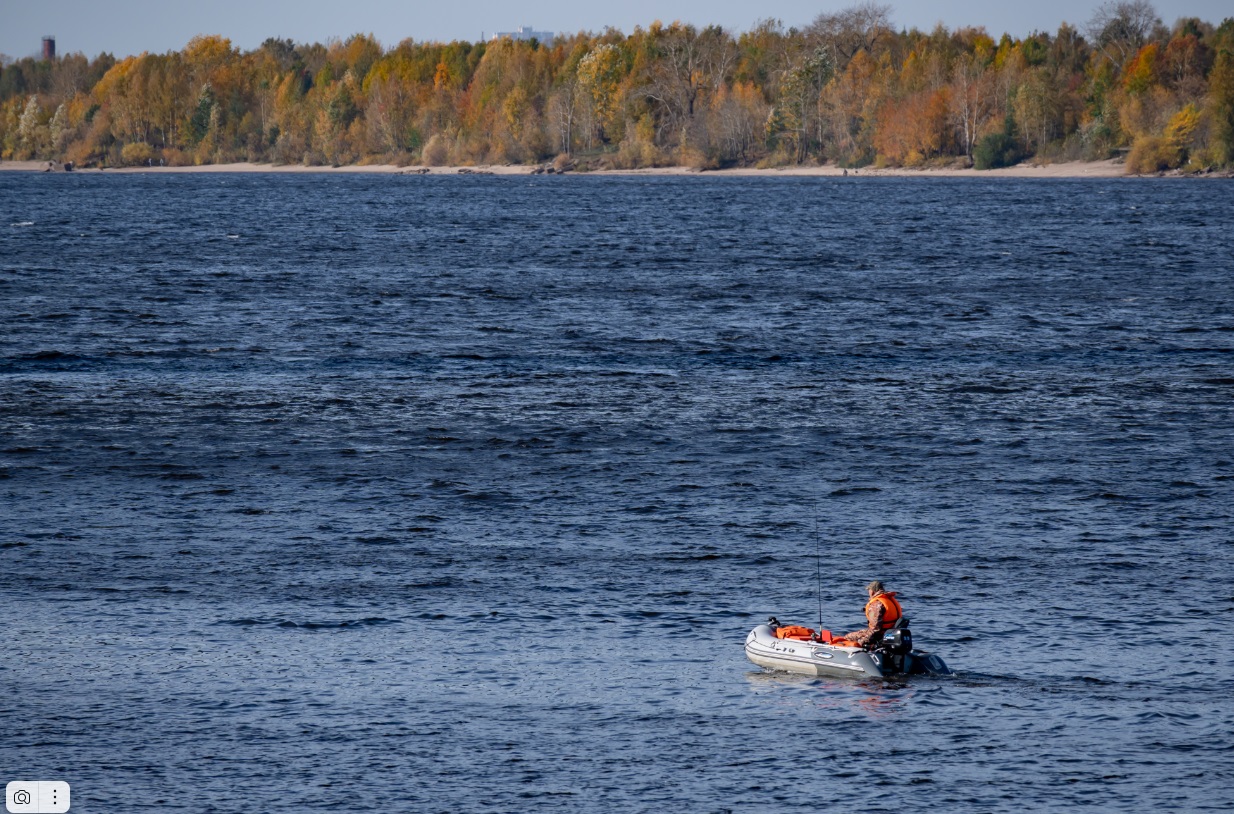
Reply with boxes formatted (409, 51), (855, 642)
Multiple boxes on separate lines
(745, 617), (952, 679)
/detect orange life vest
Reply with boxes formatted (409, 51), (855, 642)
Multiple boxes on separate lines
(773, 625), (816, 640)
(865, 591), (902, 630)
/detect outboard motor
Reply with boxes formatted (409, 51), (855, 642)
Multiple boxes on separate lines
(872, 617), (913, 673)
(879, 627), (912, 655)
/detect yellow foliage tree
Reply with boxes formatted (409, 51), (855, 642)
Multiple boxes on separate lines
(577, 43), (625, 143)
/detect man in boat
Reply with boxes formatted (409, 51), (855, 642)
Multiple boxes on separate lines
(840, 580), (903, 646)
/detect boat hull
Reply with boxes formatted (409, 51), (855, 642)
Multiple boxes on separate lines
(744, 624), (951, 679)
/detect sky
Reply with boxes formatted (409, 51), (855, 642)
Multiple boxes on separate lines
(2, 0), (1230, 60)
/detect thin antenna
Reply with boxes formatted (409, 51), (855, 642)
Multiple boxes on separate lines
(813, 488), (823, 632)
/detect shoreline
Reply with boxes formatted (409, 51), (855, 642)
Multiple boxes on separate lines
(0, 158), (1220, 178)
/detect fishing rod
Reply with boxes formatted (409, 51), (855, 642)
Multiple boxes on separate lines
(813, 484), (823, 633)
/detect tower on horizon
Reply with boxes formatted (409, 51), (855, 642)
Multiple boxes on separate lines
(42, 36), (56, 61)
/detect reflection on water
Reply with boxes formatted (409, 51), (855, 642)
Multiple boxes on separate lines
(744, 668), (918, 717)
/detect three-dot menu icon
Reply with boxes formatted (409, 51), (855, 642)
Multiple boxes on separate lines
(5, 782), (69, 813)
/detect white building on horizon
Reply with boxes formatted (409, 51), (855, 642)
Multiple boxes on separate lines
(488, 26), (556, 44)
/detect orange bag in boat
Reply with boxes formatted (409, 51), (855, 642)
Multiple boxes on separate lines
(774, 625), (815, 640)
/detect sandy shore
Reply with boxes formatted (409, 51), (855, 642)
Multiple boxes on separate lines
(0, 158), (1196, 178)
(601, 159), (1131, 177)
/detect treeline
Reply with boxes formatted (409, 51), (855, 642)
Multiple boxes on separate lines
(3, 1), (1233, 172)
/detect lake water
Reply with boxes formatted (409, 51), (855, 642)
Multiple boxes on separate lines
(2, 172), (1232, 812)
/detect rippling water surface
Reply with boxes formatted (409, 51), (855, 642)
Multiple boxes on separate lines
(2, 173), (1233, 812)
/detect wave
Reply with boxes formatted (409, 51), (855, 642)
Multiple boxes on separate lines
(215, 617), (399, 630)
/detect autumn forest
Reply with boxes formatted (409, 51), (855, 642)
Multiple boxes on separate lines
(2, 1), (1233, 173)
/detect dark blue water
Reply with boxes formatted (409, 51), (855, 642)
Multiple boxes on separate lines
(2, 173), (1233, 812)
